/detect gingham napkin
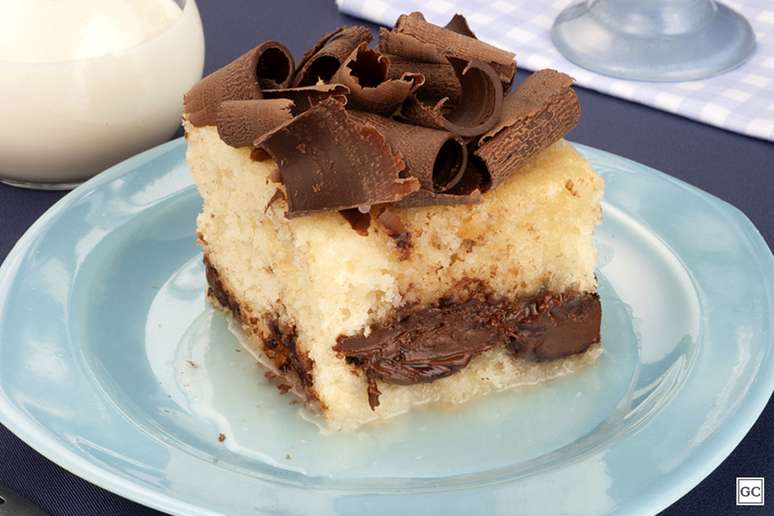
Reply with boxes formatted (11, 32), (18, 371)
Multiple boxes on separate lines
(336, 0), (774, 142)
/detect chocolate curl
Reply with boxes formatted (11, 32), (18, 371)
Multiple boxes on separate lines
(184, 41), (294, 127)
(401, 57), (503, 138)
(378, 28), (448, 64)
(332, 43), (423, 116)
(393, 154), (486, 208)
(216, 99), (294, 148)
(255, 43), (295, 89)
(378, 28), (461, 102)
(340, 209), (371, 236)
(349, 111), (467, 192)
(385, 55), (461, 103)
(255, 98), (420, 217)
(394, 12), (515, 87)
(475, 70), (580, 188)
(292, 26), (373, 86)
(444, 14), (477, 38)
(263, 84), (349, 114)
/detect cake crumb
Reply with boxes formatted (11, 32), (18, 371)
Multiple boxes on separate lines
(565, 179), (579, 197)
(187, 360), (198, 368)
(285, 453), (292, 460)
(277, 383), (292, 394)
(460, 239), (476, 253)
(218, 433), (226, 442)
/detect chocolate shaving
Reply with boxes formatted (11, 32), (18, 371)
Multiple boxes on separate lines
(350, 111), (467, 192)
(265, 189), (286, 212)
(400, 57), (503, 137)
(256, 44), (295, 89)
(185, 41), (294, 126)
(475, 70), (580, 188)
(392, 155), (484, 208)
(193, 13), (581, 217)
(263, 84), (349, 114)
(250, 147), (272, 162)
(393, 12), (515, 87)
(444, 14), (477, 39)
(216, 99), (294, 148)
(378, 28), (448, 64)
(340, 208), (371, 236)
(385, 55), (461, 103)
(292, 26), (373, 86)
(332, 43), (423, 116)
(255, 98), (420, 217)
(378, 28), (462, 102)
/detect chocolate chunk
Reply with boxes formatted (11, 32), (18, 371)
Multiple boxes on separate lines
(335, 298), (498, 390)
(332, 43), (423, 116)
(292, 26), (373, 86)
(393, 12), (515, 87)
(376, 209), (412, 259)
(216, 99), (293, 148)
(349, 111), (467, 192)
(340, 208), (371, 236)
(335, 290), (600, 409)
(475, 70), (580, 188)
(400, 57), (503, 137)
(255, 98), (420, 217)
(185, 41), (294, 127)
(263, 84), (349, 114)
(506, 292), (601, 361)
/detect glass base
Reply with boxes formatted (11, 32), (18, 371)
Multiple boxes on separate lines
(1, 178), (80, 190)
(551, 1), (756, 82)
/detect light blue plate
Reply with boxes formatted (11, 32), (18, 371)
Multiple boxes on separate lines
(0, 139), (772, 516)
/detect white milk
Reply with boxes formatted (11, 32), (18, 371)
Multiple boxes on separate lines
(0, 0), (204, 187)
(0, 0), (182, 62)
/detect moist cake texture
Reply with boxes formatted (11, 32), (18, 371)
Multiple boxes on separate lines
(183, 12), (604, 430)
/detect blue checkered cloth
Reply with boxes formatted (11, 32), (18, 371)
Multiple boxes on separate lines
(337, 0), (774, 142)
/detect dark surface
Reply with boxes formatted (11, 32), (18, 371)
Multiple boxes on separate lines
(0, 1), (771, 514)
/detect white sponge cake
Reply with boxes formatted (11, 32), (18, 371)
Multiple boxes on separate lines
(183, 12), (604, 430)
(186, 122), (603, 430)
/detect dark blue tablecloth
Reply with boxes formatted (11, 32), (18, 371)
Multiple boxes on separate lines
(0, 1), (772, 514)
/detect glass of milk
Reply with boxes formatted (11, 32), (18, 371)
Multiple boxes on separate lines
(0, 0), (205, 189)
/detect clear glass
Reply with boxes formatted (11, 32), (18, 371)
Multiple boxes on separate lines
(0, 0), (204, 190)
(551, 0), (756, 82)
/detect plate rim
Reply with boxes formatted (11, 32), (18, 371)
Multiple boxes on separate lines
(0, 137), (772, 516)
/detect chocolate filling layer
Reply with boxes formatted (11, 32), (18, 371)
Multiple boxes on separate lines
(335, 291), (601, 409)
(204, 257), (318, 403)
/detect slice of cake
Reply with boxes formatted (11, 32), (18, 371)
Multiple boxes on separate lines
(183, 12), (604, 430)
